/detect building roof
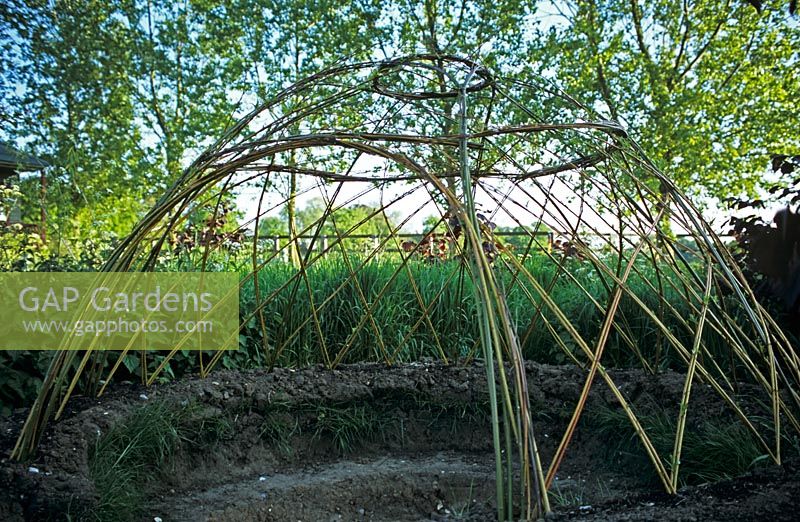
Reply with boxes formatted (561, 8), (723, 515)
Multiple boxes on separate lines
(0, 143), (49, 178)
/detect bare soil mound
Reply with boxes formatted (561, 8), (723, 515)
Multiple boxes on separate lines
(0, 360), (796, 521)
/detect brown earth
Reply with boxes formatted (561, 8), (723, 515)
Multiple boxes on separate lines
(0, 360), (796, 521)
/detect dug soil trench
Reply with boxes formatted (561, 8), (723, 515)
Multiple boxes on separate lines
(1, 360), (798, 521)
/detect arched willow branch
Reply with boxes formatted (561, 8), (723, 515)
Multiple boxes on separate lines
(14, 55), (798, 521)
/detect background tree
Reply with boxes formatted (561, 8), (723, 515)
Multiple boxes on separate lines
(1, 1), (144, 244)
(228, 0), (386, 264)
(0, 0), (250, 246)
(1, 0), (799, 252)
(383, 0), (537, 202)
(532, 0), (800, 200)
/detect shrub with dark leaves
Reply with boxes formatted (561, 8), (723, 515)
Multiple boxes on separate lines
(170, 204), (244, 254)
(727, 154), (800, 332)
(401, 211), (503, 263)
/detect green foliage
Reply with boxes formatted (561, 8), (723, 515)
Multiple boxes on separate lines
(260, 392), (489, 456)
(236, 254), (707, 369)
(0, 180), (47, 269)
(2, 0), (797, 245)
(258, 410), (298, 456)
(532, 0), (800, 200)
(88, 399), (247, 521)
(0, 244), (112, 417)
(0, 351), (50, 417)
(293, 198), (396, 238)
(410, 391), (492, 434)
(309, 402), (389, 455)
(0, 251), (738, 416)
(0, 0), (251, 243)
(89, 401), (186, 521)
(238, 257), (481, 366)
(0, 227), (46, 270)
(259, 197), (400, 255)
(589, 403), (771, 485)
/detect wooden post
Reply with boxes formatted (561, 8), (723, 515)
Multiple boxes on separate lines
(280, 237), (288, 263)
(39, 169), (46, 244)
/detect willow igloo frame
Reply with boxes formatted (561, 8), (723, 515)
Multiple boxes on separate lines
(17, 55), (800, 518)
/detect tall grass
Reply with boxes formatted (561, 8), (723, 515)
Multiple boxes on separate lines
(236, 253), (715, 370)
(0, 252), (727, 414)
(88, 402), (185, 521)
(88, 400), (249, 521)
(589, 403), (773, 486)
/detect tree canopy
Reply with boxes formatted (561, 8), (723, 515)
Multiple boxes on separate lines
(1, 0), (798, 247)
(535, 0), (799, 198)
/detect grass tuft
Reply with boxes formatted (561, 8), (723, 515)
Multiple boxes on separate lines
(589, 403), (770, 486)
(308, 401), (392, 455)
(88, 401), (185, 521)
(88, 400), (242, 521)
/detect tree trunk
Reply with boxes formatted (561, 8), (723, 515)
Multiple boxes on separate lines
(287, 152), (300, 267)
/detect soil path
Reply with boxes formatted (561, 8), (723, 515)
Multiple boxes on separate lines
(550, 461), (800, 521)
(150, 451), (494, 522)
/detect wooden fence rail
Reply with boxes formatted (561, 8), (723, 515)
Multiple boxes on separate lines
(248, 231), (735, 262)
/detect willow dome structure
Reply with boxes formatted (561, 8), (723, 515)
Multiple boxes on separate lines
(17, 55), (800, 517)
